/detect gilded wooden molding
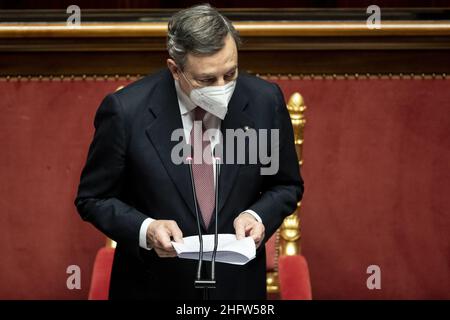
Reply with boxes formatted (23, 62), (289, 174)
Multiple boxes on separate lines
(266, 91), (307, 295)
(1, 21), (450, 38)
(266, 271), (279, 294)
(105, 238), (117, 249)
(279, 93), (306, 257)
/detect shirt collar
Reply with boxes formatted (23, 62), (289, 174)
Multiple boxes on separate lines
(174, 79), (196, 115)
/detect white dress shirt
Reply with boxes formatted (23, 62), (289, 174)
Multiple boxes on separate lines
(139, 80), (262, 250)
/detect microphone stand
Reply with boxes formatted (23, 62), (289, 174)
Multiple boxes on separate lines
(211, 156), (220, 287)
(186, 157), (205, 290)
(186, 155), (220, 300)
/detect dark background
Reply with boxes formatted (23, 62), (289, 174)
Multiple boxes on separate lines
(1, 0), (450, 9)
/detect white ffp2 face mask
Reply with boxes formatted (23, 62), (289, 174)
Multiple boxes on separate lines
(179, 70), (236, 120)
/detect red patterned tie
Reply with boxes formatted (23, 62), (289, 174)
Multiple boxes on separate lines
(190, 107), (215, 227)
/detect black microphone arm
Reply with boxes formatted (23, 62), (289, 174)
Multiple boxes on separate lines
(185, 146), (218, 295)
(186, 155), (203, 283)
(211, 153), (221, 282)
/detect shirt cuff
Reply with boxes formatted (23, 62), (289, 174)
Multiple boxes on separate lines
(242, 209), (263, 225)
(139, 217), (155, 250)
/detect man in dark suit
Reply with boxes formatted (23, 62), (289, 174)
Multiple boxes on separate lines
(75, 4), (303, 300)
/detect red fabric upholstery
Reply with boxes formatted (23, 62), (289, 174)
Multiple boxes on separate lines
(278, 255), (312, 300)
(265, 234), (277, 270)
(2, 76), (449, 299)
(273, 76), (450, 299)
(88, 245), (312, 300)
(265, 234), (312, 300)
(88, 247), (115, 300)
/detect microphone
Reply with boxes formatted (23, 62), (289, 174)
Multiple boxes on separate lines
(185, 152), (216, 299)
(186, 142), (221, 299)
(211, 151), (221, 283)
(185, 155), (204, 284)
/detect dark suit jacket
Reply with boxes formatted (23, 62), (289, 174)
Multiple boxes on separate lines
(75, 68), (303, 300)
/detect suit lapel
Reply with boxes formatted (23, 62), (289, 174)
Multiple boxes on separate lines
(144, 70), (197, 220)
(216, 75), (253, 216)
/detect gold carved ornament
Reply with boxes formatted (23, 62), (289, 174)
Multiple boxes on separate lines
(266, 92), (306, 294)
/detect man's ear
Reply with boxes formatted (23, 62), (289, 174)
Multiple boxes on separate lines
(167, 59), (180, 81)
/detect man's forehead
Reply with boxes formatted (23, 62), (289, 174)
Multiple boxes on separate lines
(185, 55), (237, 76)
(194, 64), (237, 77)
(185, 35), (238, 76)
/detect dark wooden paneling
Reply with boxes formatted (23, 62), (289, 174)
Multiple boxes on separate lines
(1, 8), (450, 22)
(1, 0), (449, 9)
(2, 50), (450, 76)
(1, 16), (449, 75)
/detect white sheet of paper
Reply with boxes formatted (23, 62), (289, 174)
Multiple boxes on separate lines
(171, 234), (256, 265)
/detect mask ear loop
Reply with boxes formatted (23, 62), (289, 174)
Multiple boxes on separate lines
(177, 68), (213, 104)
(177, 68), (196, 90)
(177, 67), (236, 112)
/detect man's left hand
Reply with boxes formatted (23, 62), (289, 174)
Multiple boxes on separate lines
(233, 213), (265, 248)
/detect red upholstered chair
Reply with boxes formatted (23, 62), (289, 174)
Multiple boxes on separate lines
(88, 91), (311, 300)
(265, 231), (312, 300)
(88, 236), (312, 300)
(279, 255), (312, 300)
(88, 241), (115, 300)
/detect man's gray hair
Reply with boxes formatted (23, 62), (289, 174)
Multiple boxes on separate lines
(167, 4), (241, 69)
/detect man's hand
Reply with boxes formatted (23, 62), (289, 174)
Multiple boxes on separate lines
(233, 213), (265, 248)
(146, 220), (183, 257)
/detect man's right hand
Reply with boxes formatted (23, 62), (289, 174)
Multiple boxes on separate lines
(146, 220), (184, 257)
